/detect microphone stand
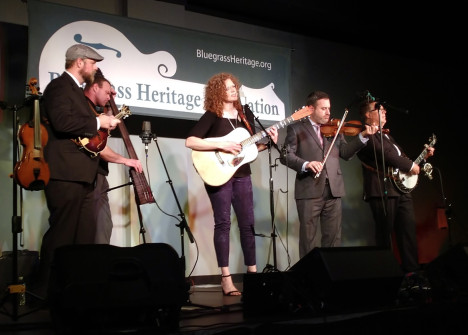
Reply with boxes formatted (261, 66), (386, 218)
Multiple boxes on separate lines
(253, 115), (282, 272)
(376, 103), (388, 217)
(149, 133), (194, 276)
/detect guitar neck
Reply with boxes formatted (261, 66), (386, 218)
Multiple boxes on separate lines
(241, 114), (297, 146)
(414, 149), (427, 166)
(414, 135), (436, 166)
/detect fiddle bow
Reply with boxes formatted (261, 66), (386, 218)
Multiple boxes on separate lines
(314, 109), (348, 179)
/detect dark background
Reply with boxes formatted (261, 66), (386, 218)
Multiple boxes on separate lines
(182, 0), (464, 67)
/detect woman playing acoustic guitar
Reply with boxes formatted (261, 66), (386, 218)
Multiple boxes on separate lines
(185, 73), (278, 296)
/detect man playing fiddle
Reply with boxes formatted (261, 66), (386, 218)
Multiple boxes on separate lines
(280, 91), (377, 258)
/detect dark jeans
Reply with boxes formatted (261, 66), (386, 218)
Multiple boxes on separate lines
(205, 176), (256, 267)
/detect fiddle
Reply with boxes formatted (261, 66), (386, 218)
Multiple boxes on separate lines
(320, 119), (389, 137)
(13, 78), (50, 191)
(320, 119), (363, 137)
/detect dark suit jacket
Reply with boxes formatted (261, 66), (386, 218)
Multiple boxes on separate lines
(41, 72), (100, 184)
(357, 132), (413, 198)
(281, 117), (366, 200)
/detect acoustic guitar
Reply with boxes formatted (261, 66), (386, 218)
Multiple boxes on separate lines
(191, 106), (312, 186)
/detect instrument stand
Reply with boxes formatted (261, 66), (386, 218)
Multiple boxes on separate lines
(149, 134), (194, 275)
(104, 180), (148, 243)
(253, 116), (282, 272)
(0, 102), (44, 321)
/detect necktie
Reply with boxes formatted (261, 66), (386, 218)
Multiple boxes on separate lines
(315, 125), (323, 147)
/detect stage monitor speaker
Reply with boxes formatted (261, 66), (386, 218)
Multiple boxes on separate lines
(242, 271), (303, 318)
(289, 247), (404, 312)
(425, 243), (468, 301)
(48, 243), (188, 334)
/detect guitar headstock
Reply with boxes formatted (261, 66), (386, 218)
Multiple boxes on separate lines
(428, 133), (437, 146)
(291, 106), (313, 121)
(119, 105), (131, 119)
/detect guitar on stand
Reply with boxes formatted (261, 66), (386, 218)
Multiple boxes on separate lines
(389, 133), (437, 193)
(2, 78), (47, 321)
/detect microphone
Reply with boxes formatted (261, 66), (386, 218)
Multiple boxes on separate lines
(374, 101), (409, 115)
(140, 121), (153, 153)
(386, 103), (410, 115)
(375, 102), (382, 111)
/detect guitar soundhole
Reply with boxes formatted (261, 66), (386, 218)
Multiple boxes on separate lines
(230, 156), (245, 167)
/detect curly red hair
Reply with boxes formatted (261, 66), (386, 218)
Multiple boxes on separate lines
(204, 73), (243, 117)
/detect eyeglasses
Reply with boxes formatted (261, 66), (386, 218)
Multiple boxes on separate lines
(225, 85), (237, 92)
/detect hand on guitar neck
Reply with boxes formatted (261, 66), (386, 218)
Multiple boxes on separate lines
(98, 113), (121, 130)
(74, 105), (131, 157)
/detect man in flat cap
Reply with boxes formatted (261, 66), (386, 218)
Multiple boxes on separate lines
(36, 44), (120, 298)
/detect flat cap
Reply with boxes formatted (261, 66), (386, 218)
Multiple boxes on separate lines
(65, 44), (104, 61)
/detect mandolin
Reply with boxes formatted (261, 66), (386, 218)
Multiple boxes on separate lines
(13, 78), (50, 191)
(74, 105), (131, 157)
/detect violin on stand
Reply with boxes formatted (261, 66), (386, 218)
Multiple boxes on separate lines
(13, 78), (49, 191)
(2, 78), (47, 322)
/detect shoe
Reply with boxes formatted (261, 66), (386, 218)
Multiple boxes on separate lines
(223, 289), (242, 296)
(221, 274), (241, 296)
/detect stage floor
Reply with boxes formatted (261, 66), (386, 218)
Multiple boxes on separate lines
(1, 274), (468, 334)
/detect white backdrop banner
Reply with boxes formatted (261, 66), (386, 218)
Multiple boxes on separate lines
(27, 0), (291, 122)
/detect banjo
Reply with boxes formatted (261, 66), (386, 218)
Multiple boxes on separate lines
(389, 133), (436, 193)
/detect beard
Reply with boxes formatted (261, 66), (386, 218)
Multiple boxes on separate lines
(81, 68), (95, 87)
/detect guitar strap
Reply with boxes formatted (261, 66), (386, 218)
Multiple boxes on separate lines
(239, 104), (254, 135)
